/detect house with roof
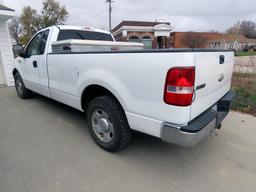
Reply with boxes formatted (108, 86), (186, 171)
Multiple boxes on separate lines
(112, 20), (174, 49)
(207, 34), (256, 51)
(0, 1), (15, 86)
(170, 32), (256, 50)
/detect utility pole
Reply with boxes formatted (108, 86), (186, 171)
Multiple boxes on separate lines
(106, 0), (113, 32)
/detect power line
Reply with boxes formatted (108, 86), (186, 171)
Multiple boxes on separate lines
(72, 9), (108, 25)
(84, 0), (104, 9)
(112, 5), (256, 16)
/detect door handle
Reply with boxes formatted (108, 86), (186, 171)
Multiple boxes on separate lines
(33, 61), (37, 68)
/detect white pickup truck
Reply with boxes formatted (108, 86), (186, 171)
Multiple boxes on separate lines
(13, 25), (235, 151)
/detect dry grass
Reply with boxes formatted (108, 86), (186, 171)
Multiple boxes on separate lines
(231, 72), (256, 116)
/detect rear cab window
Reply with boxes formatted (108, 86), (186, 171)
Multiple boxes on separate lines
(57, 30), (114, 42)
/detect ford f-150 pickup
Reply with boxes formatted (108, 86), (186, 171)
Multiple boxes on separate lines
(13, 25), (235, 151)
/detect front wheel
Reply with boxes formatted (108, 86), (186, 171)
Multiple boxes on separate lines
(14, 73), (32, 99)
(86, 95), (131, 152)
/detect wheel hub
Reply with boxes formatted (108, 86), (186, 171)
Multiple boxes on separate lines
(16, 79), (23, 94)
(98, 118), (110, 132)
(91, 109), (114, 143)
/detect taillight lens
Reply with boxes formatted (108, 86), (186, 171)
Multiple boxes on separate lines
(164, 67), (195, 106)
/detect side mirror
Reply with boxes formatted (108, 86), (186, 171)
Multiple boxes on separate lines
(13, 45), (24, 58)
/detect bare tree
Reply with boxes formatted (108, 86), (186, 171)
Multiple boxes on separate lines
(226, 20), (256, 39)
(182, 32), (207, 48)
(226, 21), (241, 35)
(8, 17), (23, 44)
(240, 21), (256, 38)
(9, 0), (68, 45)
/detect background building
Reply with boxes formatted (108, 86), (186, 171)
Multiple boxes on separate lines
(170, 32), (220, 48)
(0, 1), (15, 86)
(113, 20), (256, 51)
(207, 34), (256, 51)
(171, 32), (256, 50)
(112, 20), (174, 49)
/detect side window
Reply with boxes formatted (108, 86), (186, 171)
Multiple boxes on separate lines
(26, 32), (43, 57)
(25, 30), (49, 57)
(39, 30), (50, 54)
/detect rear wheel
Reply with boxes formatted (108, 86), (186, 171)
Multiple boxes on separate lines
(14, 73), (32, 99)
(86, 95), (131, 151)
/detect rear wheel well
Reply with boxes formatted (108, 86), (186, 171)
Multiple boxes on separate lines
(81, 85), (122, 112)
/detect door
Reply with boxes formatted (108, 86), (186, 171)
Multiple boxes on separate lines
(0, 52), (5, 85)
(22, 30), (49, 93)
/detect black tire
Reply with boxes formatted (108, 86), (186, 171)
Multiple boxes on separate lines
(14, 73), (32, 99)
(86, 95), (131, 152)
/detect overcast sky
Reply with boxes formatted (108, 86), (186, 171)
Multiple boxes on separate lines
(4, 0), (256, 32)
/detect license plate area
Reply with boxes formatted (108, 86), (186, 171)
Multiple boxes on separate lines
(216, 91), (235, 126)
(217, 91), (235, 112)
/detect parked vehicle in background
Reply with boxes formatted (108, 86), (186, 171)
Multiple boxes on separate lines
(13, 25), (235, 151)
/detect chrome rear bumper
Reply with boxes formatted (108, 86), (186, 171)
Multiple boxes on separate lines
(161, 91), (235, 147)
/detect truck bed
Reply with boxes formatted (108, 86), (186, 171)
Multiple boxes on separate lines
(49, 48), (232, 54)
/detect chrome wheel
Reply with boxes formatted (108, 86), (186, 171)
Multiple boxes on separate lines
(91, 109), (114, 143)
(15, 78), (23, 95)
(87, 96), (131, 151)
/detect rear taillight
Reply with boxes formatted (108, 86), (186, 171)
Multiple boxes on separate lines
(164, 67), (195, 106)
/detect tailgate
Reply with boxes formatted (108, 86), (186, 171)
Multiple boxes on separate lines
(190, 51), (234, 120)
